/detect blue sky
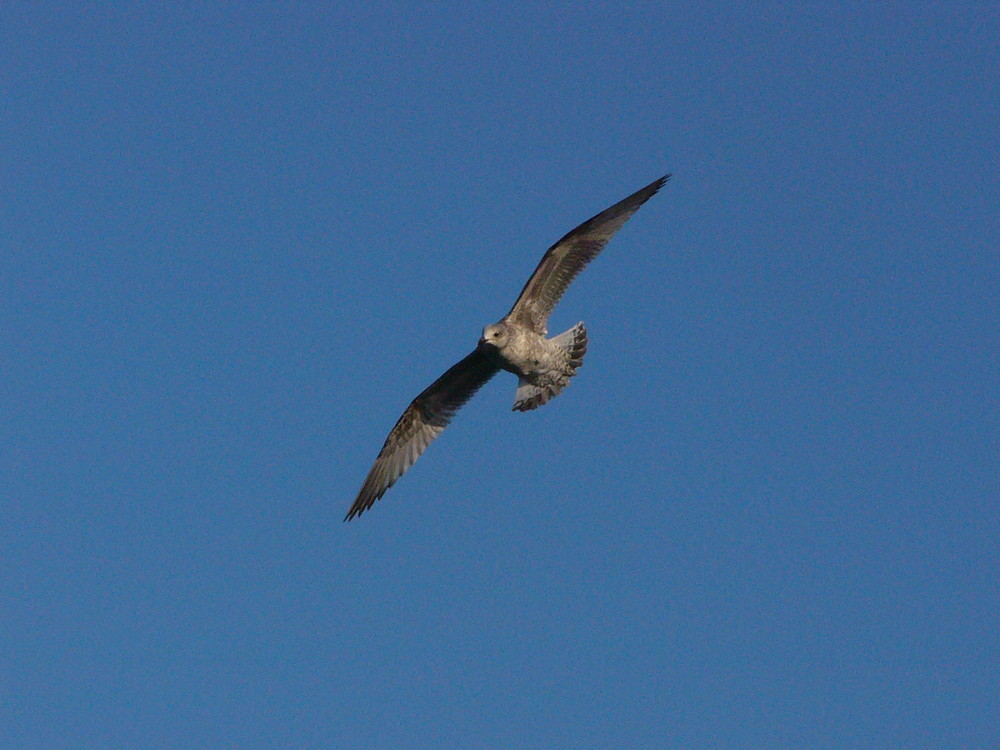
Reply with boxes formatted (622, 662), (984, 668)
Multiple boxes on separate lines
(3, 2), (997, 747)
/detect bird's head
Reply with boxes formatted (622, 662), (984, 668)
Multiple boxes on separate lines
(479, 322), (509, 349)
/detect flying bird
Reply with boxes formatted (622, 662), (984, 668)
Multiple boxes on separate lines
(346, 174), (670, 520)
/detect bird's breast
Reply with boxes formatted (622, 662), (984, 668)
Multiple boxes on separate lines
(496, 330), (552, 379)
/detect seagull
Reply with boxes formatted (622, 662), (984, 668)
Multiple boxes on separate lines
(346, 174), (670, 520)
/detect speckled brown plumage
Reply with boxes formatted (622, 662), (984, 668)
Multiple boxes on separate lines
(346, 174), (669, 520)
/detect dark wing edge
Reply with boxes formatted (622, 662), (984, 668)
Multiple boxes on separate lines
(507, 174), (670, 332)
(344, 348), (500, 521)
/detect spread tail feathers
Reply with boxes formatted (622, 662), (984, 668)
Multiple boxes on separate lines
(512, 322), (588, 411)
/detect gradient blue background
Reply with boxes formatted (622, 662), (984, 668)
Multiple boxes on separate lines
(3, 3), (998, 747)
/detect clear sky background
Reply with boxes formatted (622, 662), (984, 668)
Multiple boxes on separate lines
(3, 3), (998, 748)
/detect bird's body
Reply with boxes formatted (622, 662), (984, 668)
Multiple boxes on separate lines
(345, 174), (670, 520)
(480, 319), (588, 412)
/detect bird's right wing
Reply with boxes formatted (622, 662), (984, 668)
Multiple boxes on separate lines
(345, 348), (500, 520)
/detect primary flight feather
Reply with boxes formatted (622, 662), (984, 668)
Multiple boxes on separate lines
(346, 174), (670, 520)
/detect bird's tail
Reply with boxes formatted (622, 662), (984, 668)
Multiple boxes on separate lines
(512, 322), (588, 411)
(550, 321), (588, 370)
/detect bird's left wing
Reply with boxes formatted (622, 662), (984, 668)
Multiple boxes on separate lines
(345, 348), (500, 520)
(507, 174), (669, 332)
